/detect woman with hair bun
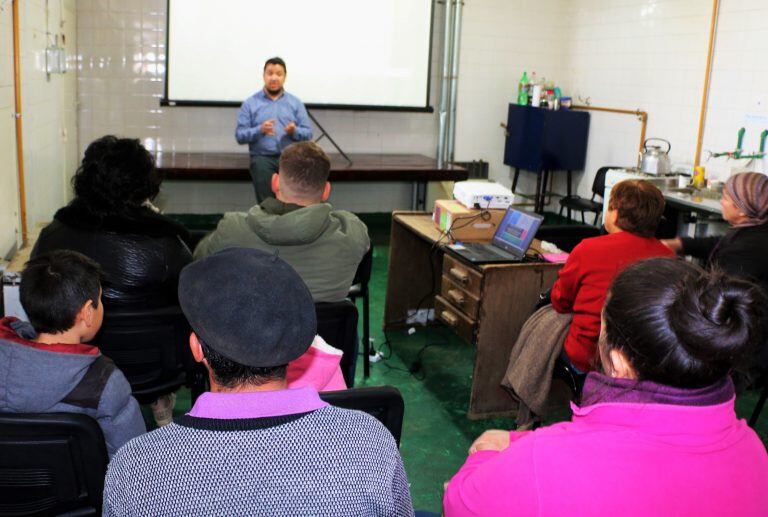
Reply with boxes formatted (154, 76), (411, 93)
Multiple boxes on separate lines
(444, 258), (768, 516)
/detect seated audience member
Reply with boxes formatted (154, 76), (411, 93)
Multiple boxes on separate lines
(0, 251), (144, 457)
(103, 248), (413, 516)
(551, 179), (673, 371)
(444, 258), (768, 516)
(663, 172), (768, 293)
(33, 135), (193, 310)
(193, 141), (370, 303)
(33, 135), (193, 425)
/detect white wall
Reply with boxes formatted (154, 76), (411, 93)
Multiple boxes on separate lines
(0, 3), (21, 257)
(454, 0), (569, 202)
(19, 0), (78, 230)
(701, 0), (768, 179)
(556, 0), (768, 203)
(72, 0), (768, 215)
(76, 0), (444, 213)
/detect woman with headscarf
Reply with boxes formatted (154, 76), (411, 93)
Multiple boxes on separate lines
(663, 172), (768, 293)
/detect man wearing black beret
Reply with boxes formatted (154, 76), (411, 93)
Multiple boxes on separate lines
(102, 248), (413, 516)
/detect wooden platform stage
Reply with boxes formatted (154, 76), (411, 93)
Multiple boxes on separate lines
(154, 152), (468, 210)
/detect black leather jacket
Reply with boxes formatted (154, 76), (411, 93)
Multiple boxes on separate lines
(32, 200), (193, 310)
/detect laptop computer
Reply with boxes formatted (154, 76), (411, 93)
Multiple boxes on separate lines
(448, 207), (544, 264)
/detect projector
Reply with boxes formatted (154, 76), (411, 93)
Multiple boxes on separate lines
(453, 181), (514, 210)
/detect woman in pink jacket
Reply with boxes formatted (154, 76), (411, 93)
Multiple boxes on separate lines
(444, 257), (768, 516)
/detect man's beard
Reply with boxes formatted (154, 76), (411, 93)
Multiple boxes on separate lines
(266, 86), (284, 96)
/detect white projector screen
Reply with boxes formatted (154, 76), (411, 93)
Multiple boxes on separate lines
(164, 0), (434, 111)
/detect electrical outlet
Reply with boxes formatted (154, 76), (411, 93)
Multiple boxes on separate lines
(406, 308), (434, 325)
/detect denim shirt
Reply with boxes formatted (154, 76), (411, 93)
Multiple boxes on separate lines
(235, 89), (312, 156)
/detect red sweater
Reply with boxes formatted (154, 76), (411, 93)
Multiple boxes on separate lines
(551, 231), (674, 371)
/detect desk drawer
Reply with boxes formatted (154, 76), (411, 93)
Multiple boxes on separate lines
(442, 255), (483, 297)
(435, 295), (476, 344)
(440, 275), (480, 320)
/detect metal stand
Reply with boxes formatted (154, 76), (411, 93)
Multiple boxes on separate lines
(308, 110), (352, 165)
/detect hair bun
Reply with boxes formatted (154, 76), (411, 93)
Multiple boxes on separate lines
(671, 271), (764, 364)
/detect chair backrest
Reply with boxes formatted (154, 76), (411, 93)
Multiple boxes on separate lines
(351, 245), (373, 289)
(315, 300), (359, 387)
(592, 166), (617, 197)
(535, 224), (602, 253)
(0, 412), (108, 516)
(94, 305), (191, 402)
(319, 386), (405, 446)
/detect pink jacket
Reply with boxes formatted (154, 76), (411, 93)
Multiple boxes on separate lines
(286, 335), (347, 392)
(444, 374), (768, 516)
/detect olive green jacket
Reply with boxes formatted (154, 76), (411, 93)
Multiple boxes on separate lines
(194, 198), (370, 302)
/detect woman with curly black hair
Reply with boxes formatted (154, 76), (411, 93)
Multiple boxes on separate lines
(34, 135), (192, 309)
(32, 136), (193, 427)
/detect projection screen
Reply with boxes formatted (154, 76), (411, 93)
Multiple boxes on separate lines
(164, 0), (434, 111)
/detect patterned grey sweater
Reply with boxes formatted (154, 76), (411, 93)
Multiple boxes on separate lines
(103, 406), (414, 516)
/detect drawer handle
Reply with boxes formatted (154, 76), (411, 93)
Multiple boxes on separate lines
(447, 289), (465, 306)
(442, 310), (458, 326)
(449, 267), (469, 284)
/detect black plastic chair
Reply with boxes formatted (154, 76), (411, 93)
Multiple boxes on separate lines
(319, 386), (405, 446)
(94, 306), (205, 405)
(315, 300), (359, 388)
(552, 357), (587, 401)
(559, 166), (614, 225)
(0, 412), (108, 516)
(749, 380), (768, 428)
(536, 225), (603, 253)
(348, 246), (373, 378)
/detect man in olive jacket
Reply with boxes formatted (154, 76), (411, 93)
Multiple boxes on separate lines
(194, 141), (369, 303)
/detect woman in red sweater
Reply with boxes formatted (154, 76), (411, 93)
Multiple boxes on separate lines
(551, 179), (674, 371)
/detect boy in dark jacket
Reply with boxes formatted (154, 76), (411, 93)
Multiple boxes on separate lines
(0, 250), (145, 456)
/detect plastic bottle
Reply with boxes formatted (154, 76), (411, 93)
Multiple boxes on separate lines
(517, 71), (529, 105)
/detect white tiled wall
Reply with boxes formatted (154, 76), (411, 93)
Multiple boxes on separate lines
(0, 3), (21, 257)
(76, 0), (444, 213)
(701, 0), (768, 179)
(73, 0), (768, 215)
(19, 0), (78, 230)
(556, 0), (768, 202)
(453, 0), (569, 202)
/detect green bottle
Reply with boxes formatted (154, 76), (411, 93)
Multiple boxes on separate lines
(518, 71), (529, 105)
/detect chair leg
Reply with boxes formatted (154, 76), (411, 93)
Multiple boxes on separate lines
(363, 290), (371, 378)
(593, 211), (600, 226)
(749, 382), (768, 427)
(581, 211), (586, 224)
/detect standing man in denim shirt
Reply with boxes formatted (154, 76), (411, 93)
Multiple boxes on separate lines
(236, 57), (313, 202)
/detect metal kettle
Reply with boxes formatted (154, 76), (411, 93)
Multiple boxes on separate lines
(639, 138), (672, 176)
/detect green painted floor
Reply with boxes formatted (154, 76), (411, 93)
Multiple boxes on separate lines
(163, 213), (768, 513)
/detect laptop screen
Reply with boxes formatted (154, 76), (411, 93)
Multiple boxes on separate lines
(492, 208), (543, 257)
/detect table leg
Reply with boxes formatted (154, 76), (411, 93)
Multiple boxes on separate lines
(567, 170), (572, 221)
(534, 170), (543, 213)
(511, 167), (520, 193)
(412, 181), (427, 211)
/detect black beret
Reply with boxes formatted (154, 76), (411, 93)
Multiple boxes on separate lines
(179, 247), (317, 367)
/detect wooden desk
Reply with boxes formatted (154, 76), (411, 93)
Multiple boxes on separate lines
(384, 212), (562, 419)
(154, 152), (469, 210)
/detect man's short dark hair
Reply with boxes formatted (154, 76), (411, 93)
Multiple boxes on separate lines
(20, 250), (103, 334)
(278, 141), (331, 196)
(608, 179), (665, 237)
(199, 339), (287, 389)
(264, 57), (286, 72)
